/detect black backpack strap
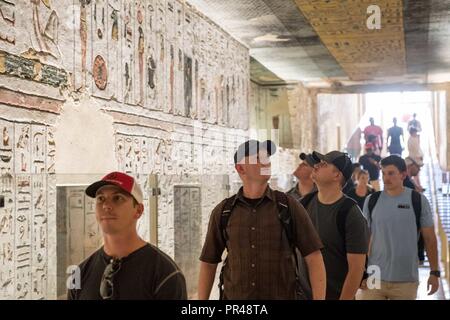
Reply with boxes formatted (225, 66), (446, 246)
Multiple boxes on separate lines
(218, 194), (237, 300)
(367, 191), (382, 223)
(300, 190), (318, 210)
(411, 190), (422, 232)
(275, 191), (293, 247)
(220, 195), (237, 249)
(336, 197), (358, 246)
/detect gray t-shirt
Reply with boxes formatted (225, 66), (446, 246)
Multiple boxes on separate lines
(362, 188), (434, 282)
(299, 194), (369, 300)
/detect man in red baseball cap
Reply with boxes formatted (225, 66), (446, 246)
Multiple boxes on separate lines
(68, 171), (187, 300)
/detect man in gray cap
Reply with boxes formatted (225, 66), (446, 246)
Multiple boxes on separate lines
(287, 152), (317, 202)
(198, 140), (326, 300)
(299, 151), (369, 300)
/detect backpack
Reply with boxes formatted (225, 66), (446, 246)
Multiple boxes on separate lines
(300, 191), (358, 249)
(367, 190), (422, 232)
(218, 190), (300, 299)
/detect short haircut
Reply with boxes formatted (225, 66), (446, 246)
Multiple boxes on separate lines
(381, 155), (407, 173)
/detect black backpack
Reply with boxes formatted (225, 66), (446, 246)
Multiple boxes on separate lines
(218, 190), (299, 299)
(300, 191), (358, 249)
(367, 190), (422, 232)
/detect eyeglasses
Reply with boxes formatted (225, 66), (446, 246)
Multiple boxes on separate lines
(100, 258), (122, 300)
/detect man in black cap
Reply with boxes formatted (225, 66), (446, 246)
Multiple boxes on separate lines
(198, 140), (326, 300)
(68, 172), (187, 300)
(287, 152), (317, 202)
(299, 151), (369, 300)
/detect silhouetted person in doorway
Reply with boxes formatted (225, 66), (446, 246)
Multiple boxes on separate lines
(387, 117), (404, 156)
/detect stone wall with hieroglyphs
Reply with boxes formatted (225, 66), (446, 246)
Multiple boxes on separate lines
(0, 0), (249, 299)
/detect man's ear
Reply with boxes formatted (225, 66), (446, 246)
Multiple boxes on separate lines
(134, 203), (144, 219)
(235, 164), (245, 175)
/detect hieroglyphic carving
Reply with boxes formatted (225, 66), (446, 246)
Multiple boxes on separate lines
(0, 0), (15, 46)
(30, 0), (62, 60)
(83, 194), (100, 256)
(93, 55), (107, 90)
(122, 1), (134, 104)
(14, 124), (30, 174)
(77, 0), (91, 90)
(31, 125), (45, 174)
(295, 0), (406, 80)
(135, 0), (145, 106)
(91, 0), (109, 98)
(155, 0), (166, 111)
(173, 185), (201, 299)
(46, 126), (55, 174)
(31, 174), (46, 299)
(15, 174), (31, 299)
(0, 119), (14, 299)
(108, 0), (120, 100)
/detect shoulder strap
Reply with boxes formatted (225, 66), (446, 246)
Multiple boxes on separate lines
(411, 190), (422, 231)
(368, 191), (382, 222)
(275, 191), (293, 247)
(220, 195), (237, 248)
(300, 190), (318, 210)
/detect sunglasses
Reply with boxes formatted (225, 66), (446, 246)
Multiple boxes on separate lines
(100, 258), (122, 300)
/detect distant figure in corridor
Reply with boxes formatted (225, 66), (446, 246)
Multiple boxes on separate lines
(198, 140), (326, 300)
(363, 117), (383, 155)
(68, 172), (187, 300)
(346, 169), (375, 210)
(387, 117), (404, 156)
(407, 127), (425, 190)
(358, 143), (382, 191)
(408, 113), (422, 133)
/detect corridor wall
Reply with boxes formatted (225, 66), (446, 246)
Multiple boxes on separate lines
(0, 0), (249, 299)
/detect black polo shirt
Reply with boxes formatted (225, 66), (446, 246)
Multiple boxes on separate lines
(68, 243), (187, 300)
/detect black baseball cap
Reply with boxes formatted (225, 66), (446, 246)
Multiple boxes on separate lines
(234, 140), (276, 164)
(299, 152), (317, 167)
(312, 151), (353, 181)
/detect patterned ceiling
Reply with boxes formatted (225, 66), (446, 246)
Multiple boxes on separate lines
(188, 0), (450, 88)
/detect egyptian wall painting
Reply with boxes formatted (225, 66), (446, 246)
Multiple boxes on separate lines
(173, 185), (201, 299)
(0, 119), (54, 300)
(0, 0), (249, 299)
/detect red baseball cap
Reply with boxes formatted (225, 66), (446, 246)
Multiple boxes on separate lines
(85, 172), (143, 204)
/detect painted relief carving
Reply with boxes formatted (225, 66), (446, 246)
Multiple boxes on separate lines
(94, 0), (105, 40)
(30, 0), (61, 60)
(79, 0), (91, 90)
(123, 2), (134, 104)
(93, 55), (107, 90)
(0, 0), (15, 45)
(137, 2), (145, 106)
(184, 55), (192, 117)
(15, 125), (30, 174)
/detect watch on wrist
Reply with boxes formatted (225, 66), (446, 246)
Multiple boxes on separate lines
(430, 270), (441, 277)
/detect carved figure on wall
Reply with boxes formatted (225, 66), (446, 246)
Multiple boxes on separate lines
(0, 0), (15, 45)
(30, 0), (62, 59)
(169, 44), (174, 113)
(2, 127), (9, 146)
(79, 0), (91, 90)
(138, 25), (144, 105)
(147, 52), (156, 90)
(94, 1), (105, 40)
(111, 9), (118, 41)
